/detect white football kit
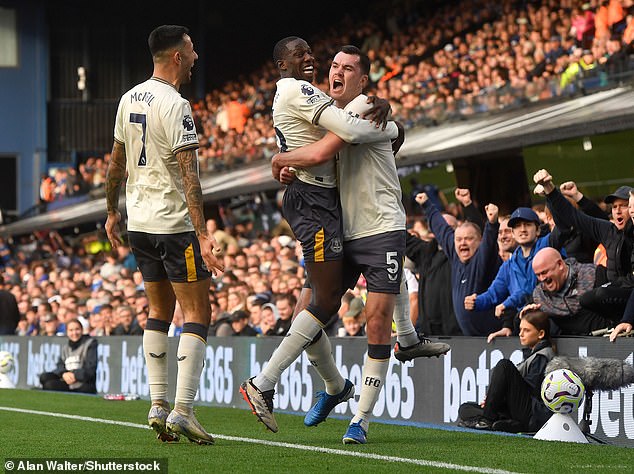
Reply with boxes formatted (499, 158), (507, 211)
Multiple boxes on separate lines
(114, 77), (199, 234)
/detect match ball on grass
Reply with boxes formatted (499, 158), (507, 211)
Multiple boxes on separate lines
(0, 351), (14, 374)
(541, 368), (585, 414)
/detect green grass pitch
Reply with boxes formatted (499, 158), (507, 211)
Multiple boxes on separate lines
(0, 390), (632, 473)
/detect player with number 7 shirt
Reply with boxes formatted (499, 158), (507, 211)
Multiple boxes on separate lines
(105, 24), (224, 446)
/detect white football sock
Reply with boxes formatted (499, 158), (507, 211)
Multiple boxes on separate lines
(143, 329), (169, 403)
(254, 309), (322, 391)
(174, 333), (206, 412)
(305, 331), (345, 395)
(351, 355), (389, 432)
(393, 276), (419, 347)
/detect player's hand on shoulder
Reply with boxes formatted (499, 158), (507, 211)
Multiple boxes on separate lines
(363, 95), (391, 129)
(391, 121), (405, 156)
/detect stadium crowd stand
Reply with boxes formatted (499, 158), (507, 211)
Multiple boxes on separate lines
(36, 0), (634, 211)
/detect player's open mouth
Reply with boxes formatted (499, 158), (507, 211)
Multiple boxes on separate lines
(303, 65), (314, 74)
(332, 79), (344, 92)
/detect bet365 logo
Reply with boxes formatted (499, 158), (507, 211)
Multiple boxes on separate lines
(364, 376), (381, 388)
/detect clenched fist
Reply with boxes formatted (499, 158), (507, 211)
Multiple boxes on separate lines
(415, 192), (428, 205)
(455, 188), (472, 207)
(485, 203), (498, 224)
(464, 293), (477, 310)
(533, 169), (555, 194)
(560, 181), (583, 202)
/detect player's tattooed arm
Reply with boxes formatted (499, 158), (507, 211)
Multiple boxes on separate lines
(176, 148), (225, 276)
(176, 148), (206, 237)
(105, 141), (127, 214)
(105, 141), (127, 248)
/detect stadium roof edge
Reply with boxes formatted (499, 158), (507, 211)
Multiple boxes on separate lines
(397, 86), (634, 165)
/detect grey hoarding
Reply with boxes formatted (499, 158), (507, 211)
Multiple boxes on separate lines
(1, 335), (632, 447)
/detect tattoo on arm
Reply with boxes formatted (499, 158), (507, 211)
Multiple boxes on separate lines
(176, 148), (206, 236)
(106, 141), (127, 214)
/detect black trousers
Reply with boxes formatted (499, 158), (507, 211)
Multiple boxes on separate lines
(579, 286), (633, 321)
(39, 372), (95, 393)
(483, 359), (533, 427)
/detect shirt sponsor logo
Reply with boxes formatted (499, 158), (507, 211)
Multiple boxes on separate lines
(306, 95), (321, 105)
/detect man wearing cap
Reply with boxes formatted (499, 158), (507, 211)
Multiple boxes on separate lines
(464, 205), (565, 341)
(534, 169), (634, 319)
(230, 310), (258, 337)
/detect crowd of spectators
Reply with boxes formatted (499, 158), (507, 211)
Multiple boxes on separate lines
(0, 215), (369, 340)
(37, 0), (634, 209)
(4, 168), (634, 344)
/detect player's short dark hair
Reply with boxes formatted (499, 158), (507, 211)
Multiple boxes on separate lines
(148, 25), (189, 57)
(339, 45), (370, 75)
(273, 36), (301, 63)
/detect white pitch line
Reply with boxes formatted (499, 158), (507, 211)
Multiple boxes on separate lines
(0, 406), (520, 474)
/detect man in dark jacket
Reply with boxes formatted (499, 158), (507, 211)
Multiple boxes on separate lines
(111, 305), (143, 335)
(230, 310), (258, 336)
(534, 169), (633, 319)
(406, 219), (460, 336)
(417, 192), (502, 336)
(0, 275), (19, 335)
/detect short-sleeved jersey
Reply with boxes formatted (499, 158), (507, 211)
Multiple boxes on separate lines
(338, 94), (406, 241)
(272, 78), (336, 187)
(114, 77), (198, 234)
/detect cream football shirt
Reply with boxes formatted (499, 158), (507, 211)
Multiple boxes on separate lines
(114, 77), (198, 234)
(338, 94), (406, 241)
